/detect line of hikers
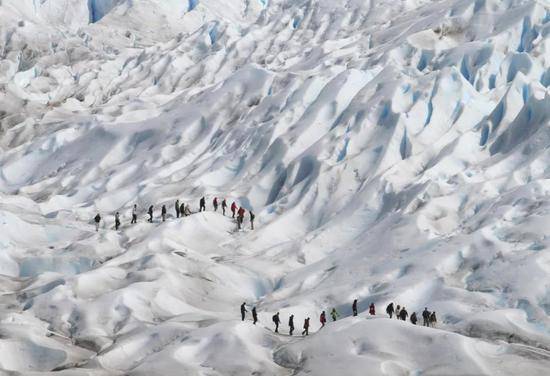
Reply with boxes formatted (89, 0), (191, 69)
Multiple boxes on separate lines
(385, 302), (437, 327)
(93, 196), (255, 232)
(240, 299), (438, 336)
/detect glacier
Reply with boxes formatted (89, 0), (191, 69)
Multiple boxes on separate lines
(0, 0), (549, 374)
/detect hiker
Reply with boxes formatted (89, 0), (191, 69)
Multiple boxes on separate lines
(199, 197), (206, 212)
(175, 199), (180, 218)
(289, 314), (295, 336)
(131, 204), (137, 224)
(180, 202), (186, 217)
(222, 199), (227, 216)
(231, 202), (237, 218)
(352, 299), (358, 316)
(330, 308), (339, 321)
(410, 312), (418, 325)
(115, 212), (121, 231)
(161, 205), (167, 222)
(422, 308), (430, 327)
(148, 205), (154, 223)
(302, 317), (310, 336)
(250, 211), (255, 230)
(252, 307), (258, 325)
(272, 312), (280, 333)
(241, 302), (247, 321)
(395, 305), (401, 319)
(94, 213), (101, 232)
(213, 197), (218, 211)
(369, 303), (375, 315)
(320, 311), (326, 328)
(399, 307), (408, 321)
(429, 311), (437, 327)
(237, 207), (245, 229)
(386, 303), (394, 318)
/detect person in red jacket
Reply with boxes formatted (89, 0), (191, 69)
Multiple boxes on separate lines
(369, 303), (376, 315)
(231, 202), (237, 218)
(302, 317), (310, 336)
(320, 311), (326, 328)
(213, 197), (218, 211)
(237, 207), (246, 229)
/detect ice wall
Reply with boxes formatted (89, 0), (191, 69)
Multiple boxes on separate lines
(87, 0), (123, 23)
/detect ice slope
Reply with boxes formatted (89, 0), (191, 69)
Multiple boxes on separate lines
(0, 0), (549, 374)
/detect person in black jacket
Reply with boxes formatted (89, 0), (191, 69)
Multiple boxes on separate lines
(399, 307), (408, 321)
(115, 212), (121, 230)
(272, 312), (280, 333)
(250, 211), (255, 230)
(175, 199), (180, 218)
(422, 307), (430, 327)
(131, 204), (138, 224)
(222, 199), (227, 216)
(252, 307), (258, 325)
(148, 205), (154, 223)
(289, 314), (295, 336)
(352, 299), (358, 316)
(199, 197), (206, 212)
(241, 302), (247, 321)
(386, 302), (394, 318)
(94, 213), (101, 232)
(161, 205), (167, 222)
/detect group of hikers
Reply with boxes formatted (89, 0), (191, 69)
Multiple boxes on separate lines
(93, 196), (256, 232)
(385, 302), (437, 327)
(240, 299), (438, 336)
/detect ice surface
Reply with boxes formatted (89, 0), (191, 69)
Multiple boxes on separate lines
(0, 0), (549, 374)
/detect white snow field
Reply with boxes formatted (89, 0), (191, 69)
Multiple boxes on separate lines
(0, 0), (550, 374)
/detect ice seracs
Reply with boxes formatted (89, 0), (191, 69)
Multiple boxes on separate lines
(0, 0), (549, 374)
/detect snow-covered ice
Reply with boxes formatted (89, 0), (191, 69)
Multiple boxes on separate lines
(0, 0), (549, 374)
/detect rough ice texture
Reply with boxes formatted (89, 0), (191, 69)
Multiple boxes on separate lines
(0, 0), (549, 374)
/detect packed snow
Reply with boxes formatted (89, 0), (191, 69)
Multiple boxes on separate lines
(0, 0), (549, 374)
